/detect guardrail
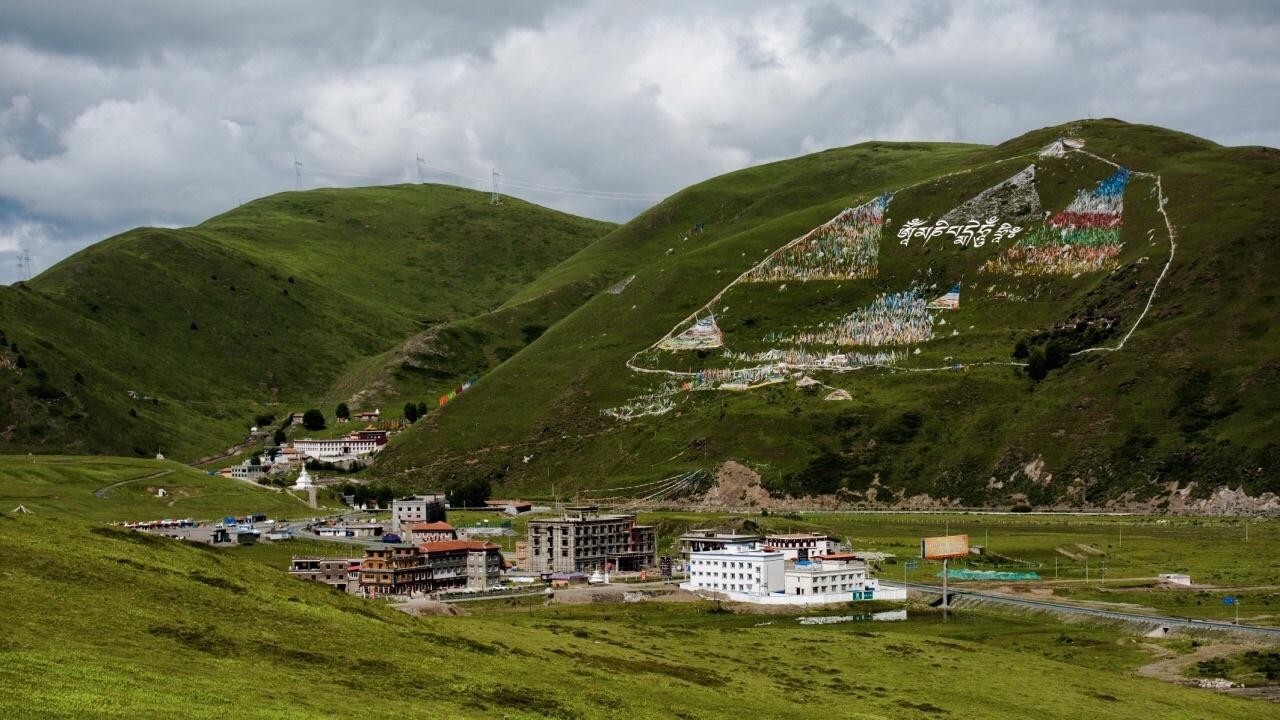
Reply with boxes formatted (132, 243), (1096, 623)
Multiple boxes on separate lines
(891, 582), (1280, 639)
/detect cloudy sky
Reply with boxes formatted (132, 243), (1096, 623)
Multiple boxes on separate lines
(1, 1), (1277, 283)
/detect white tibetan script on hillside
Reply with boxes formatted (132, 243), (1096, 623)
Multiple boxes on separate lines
(897, 218), (1024, 248)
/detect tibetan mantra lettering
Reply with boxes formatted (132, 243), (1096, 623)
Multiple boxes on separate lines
(897, 218), (1024, 248)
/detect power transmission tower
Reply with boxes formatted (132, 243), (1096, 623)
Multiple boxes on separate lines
(490, 168), (501, 205)
(416, 154), (425, 183)
(16, 249), (32, 281)
(294, 157), (303, 191)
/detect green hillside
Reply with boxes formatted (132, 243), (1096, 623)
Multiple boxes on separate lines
(376, 120), (1280, 508)
(0, 185), (613, 460)
(0, 512), (1266, 719)
(0, 455), (319, 521)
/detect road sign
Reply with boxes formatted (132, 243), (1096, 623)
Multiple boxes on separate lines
(1223, 596), (1237, 605)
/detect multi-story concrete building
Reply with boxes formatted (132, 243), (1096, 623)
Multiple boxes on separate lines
(682, 542), (784, 597)
(419, 540), (504, 591)
(288, 556), (362, 593)
(764, 532), (836, 561)
(784, 555), (875, 600)
(358, 540), (502, 596)
(527, 507), (656, 574)
(359, 544), (432, 597)
(292, 430), (390, 461)
(681, 549), (905, 604)
(390, 494), (447, 533)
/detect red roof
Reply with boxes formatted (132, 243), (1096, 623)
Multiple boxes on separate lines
(408, 521), (455, 532)
(419, 539), (499, 554)
(814, 553), (860, 561)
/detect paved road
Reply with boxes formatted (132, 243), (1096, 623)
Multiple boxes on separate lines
(892, 581), (1280, 639)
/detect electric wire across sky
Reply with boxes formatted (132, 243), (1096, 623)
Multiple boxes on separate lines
(299, 157), (668, 201)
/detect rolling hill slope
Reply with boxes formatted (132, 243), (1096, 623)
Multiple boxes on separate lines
(375, 120), (1280, 510)
(0, 185), (613, 460)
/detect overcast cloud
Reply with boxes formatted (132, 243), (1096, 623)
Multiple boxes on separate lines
(1, 0), (1277, 283)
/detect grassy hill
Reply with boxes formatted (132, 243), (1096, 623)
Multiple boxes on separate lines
(374, 120), (1280, 509)
(0, 185), (613, 460)
(0, 455), (320, 521)
(0, 512), (1268, 718)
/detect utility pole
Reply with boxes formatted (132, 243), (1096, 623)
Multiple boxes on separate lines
(416, 154), (424, 183)
(490, 168), (501, 205)
(942, 557), (950, 621)
(294, 157), (303, 191)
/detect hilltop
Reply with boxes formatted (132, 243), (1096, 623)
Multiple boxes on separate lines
(0, 185), (613, 460)
(375, 120), (1280, 511)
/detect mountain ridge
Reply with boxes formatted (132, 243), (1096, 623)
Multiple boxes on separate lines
(0, 184), (614, 459)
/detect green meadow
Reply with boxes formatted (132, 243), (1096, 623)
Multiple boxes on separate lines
(0, 458), (1275, 716)
(0, 511), (1271, 719)
(0, 455), (323, 522)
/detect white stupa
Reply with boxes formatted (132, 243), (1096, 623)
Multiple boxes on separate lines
(292, 466), (314, 490)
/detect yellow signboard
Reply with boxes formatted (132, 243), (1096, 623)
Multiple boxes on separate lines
(921, 534), (969, 560)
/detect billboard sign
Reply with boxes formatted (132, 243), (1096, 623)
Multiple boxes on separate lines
(921, 534), (969, 560)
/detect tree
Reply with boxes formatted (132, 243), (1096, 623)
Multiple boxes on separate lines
(1012, 338), (1029, 359)
(1025, 347), (1049, 381)
(1044, 340), (1068, 370)
(15, 354), (26, 369)
(403, 402), (418, 423)
(273, 428), (287, 446)
(416, 401), (427, 418)
(446, 477), (491, 508)
(302, 409), (325, 431)
(249, 455), (261, 467)
(335, 402), (350, 421)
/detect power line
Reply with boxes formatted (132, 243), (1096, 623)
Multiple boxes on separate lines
(293, 156), (668, 202)
(413, 157), (666, 199)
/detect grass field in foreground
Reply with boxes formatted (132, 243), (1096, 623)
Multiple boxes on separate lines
(0, 455), (326, 522)
(0, 513), (1271, 720)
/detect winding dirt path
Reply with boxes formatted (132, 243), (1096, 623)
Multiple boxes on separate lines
(93, 469), (173, 498)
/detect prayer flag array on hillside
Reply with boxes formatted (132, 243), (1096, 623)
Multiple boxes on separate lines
(926, 283), (961, 310)
(940, 164), (1042, 227)
(744, 194), (890, 282)
(982, 168), (1130, 276)
(658, 315), (724, 351)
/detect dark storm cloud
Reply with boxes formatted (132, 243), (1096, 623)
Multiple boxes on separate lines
(0, 0), (1277, 283)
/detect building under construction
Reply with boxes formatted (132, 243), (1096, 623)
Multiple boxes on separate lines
(527, 506), (656, 574)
